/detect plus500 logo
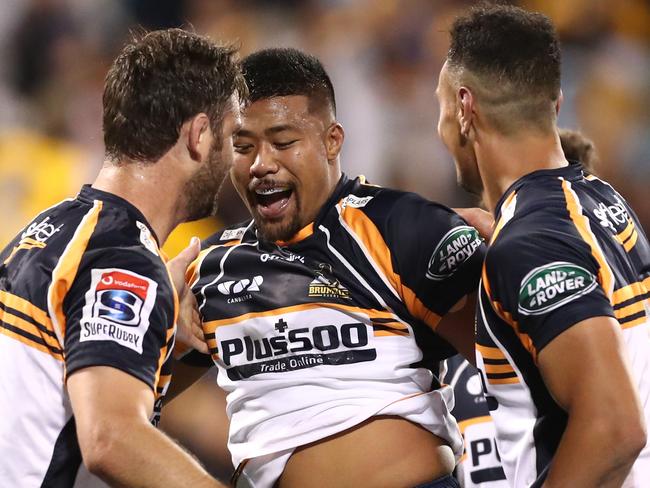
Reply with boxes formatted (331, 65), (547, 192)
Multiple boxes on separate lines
(220, 323), (368, 366)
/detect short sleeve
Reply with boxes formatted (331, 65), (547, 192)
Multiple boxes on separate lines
(63, 248), (175, 390)
(484, 229), (615, 352)
(384, 193), (486, 318)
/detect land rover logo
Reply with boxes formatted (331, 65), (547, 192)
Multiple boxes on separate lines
(426, 226), (482, 281)
(518, 262), (597, 315)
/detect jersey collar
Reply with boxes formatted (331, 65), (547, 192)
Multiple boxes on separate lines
(77, 184), (160, 245)
(494, 162), (584, 222)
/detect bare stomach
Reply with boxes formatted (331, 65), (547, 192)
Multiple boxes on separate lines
(277, 416), (455, 488)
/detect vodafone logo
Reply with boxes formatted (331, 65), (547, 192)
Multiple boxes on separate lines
(98, 270), (149, 299)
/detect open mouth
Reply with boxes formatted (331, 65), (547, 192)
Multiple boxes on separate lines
(253, 186), (293, 219)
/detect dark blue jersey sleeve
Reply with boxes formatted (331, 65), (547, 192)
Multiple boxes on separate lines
(63, 248), (175, 390)
(484, 227), (615, 353)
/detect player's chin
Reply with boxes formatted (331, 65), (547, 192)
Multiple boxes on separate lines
(254, 214), (299, 242)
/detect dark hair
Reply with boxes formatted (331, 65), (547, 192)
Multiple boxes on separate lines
(242, 48), (336, 115)
(559, 128), (598, 173)
(447, 4), (561, 133)
(103, 28), (246, 163)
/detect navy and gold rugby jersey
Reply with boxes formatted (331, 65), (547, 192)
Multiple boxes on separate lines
(476, 163), (650, 487)
(0, 185), (177, 487)
(189, 175), (486, 487)
(444, 355), (507, 488)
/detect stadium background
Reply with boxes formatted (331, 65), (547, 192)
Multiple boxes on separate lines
(1, 0), (648, 480)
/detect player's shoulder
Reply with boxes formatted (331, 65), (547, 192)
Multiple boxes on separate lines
(341, 175), (461, 232)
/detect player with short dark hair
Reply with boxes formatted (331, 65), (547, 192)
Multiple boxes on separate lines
(184, 47), (483, 488)
(437, 4), (649, 486)
(0, 28), (244, 487)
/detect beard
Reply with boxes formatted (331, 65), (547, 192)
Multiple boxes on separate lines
(183, 140), (229, 222)
(253, 197), (302, 243)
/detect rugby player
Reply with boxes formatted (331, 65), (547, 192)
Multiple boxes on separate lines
(446, 128), (600, 488)
(436, 4), (650, 486)
(183, 48), (485, 488)
(0, 29), (244, 487)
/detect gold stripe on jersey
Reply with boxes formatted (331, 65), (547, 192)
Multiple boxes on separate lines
(0, 290), (53, 330)
(276, 223), (314, 246)
(338, 205), (441, 330)
(613, 281), (647, 306)
(476, 344), (520, 385)
(482, 268), (538, 361)
(0, 326), (63, 360)
(561, 180), (615, 300)
(623, 228), (639, 252)
(489, 191), (517, 246)
(615, 219), (635, 245)
(203, 302), (403, 333)
(155, 253), (178, 396)
(47, 201), (102, 345)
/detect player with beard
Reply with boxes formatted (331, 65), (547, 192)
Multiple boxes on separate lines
(183, 48), (484, 488)
(0, 29), (244, 487)
(437, 4), (650, 486)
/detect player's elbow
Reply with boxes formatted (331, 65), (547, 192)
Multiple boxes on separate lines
(604, 409), (647, 468)
(78, 419), (123, 478)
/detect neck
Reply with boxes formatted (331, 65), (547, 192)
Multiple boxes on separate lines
(476, 129), (568, 214)
(92, 158), (186, 245)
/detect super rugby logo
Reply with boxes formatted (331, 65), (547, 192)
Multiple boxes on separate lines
(80, 268), (157, 353)
(94, 271), (149, 326)
(426, 226), (482, 281)
(518, 262), (597, 315)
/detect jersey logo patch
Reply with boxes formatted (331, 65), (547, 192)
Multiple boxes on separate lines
(218, 276), (263, 304)
(518, 261), (597, 315)
(341, 195), (373, 208)
(137, 221), (158, 256)
(221, 227), (246, 241)
(80, 268), (158, 353)
(426, 226), (482, 281)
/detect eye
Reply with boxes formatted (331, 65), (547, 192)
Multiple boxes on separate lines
(274, 140), (298, 150)
(234, 143), (253, 154)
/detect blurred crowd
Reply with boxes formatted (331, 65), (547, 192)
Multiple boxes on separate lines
(1, 0), (649, 479)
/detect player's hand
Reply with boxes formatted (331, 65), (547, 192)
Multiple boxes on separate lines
(453, 207), (494, 240)
(167, 238), (208, 355)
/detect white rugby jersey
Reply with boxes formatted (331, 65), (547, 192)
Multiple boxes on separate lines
(477, 164), (650, 487)
(188, 175), (486, 487)
(0, 186), (177, 487)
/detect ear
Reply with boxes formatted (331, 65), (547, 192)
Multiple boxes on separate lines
(187, 113), (211, 163)
(555, 89), (564, 115)
(458, 86), (474, 138)
(325, 122), (345, 163)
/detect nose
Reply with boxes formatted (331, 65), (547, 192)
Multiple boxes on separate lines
(250, 144), (279, 178)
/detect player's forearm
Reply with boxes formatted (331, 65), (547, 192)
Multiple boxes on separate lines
(83, 418), (226, 488)
(543, 409), (645, 487)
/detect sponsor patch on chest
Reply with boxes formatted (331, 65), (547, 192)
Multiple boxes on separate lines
(518, 261), (597, 315)
(80, 268), (158, 353)
(426, 226), (482, 281)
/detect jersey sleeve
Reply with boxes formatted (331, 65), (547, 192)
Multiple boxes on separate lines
(484, 228), (615, 353)
(63, 248), (175, 390)
(383, 192), (486, 319)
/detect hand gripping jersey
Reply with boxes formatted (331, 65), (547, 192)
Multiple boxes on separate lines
(0, 185), (177, 487)
(476, 163), (650, 487)
(444, 355), (507, 488)
(189, 175), (486, 487)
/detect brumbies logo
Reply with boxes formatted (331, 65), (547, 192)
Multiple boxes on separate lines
(80, 268), (157, 353)
(426, 226), (482, 281)
(308, 263), (350, 299)
(518, 261), (597, 315)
